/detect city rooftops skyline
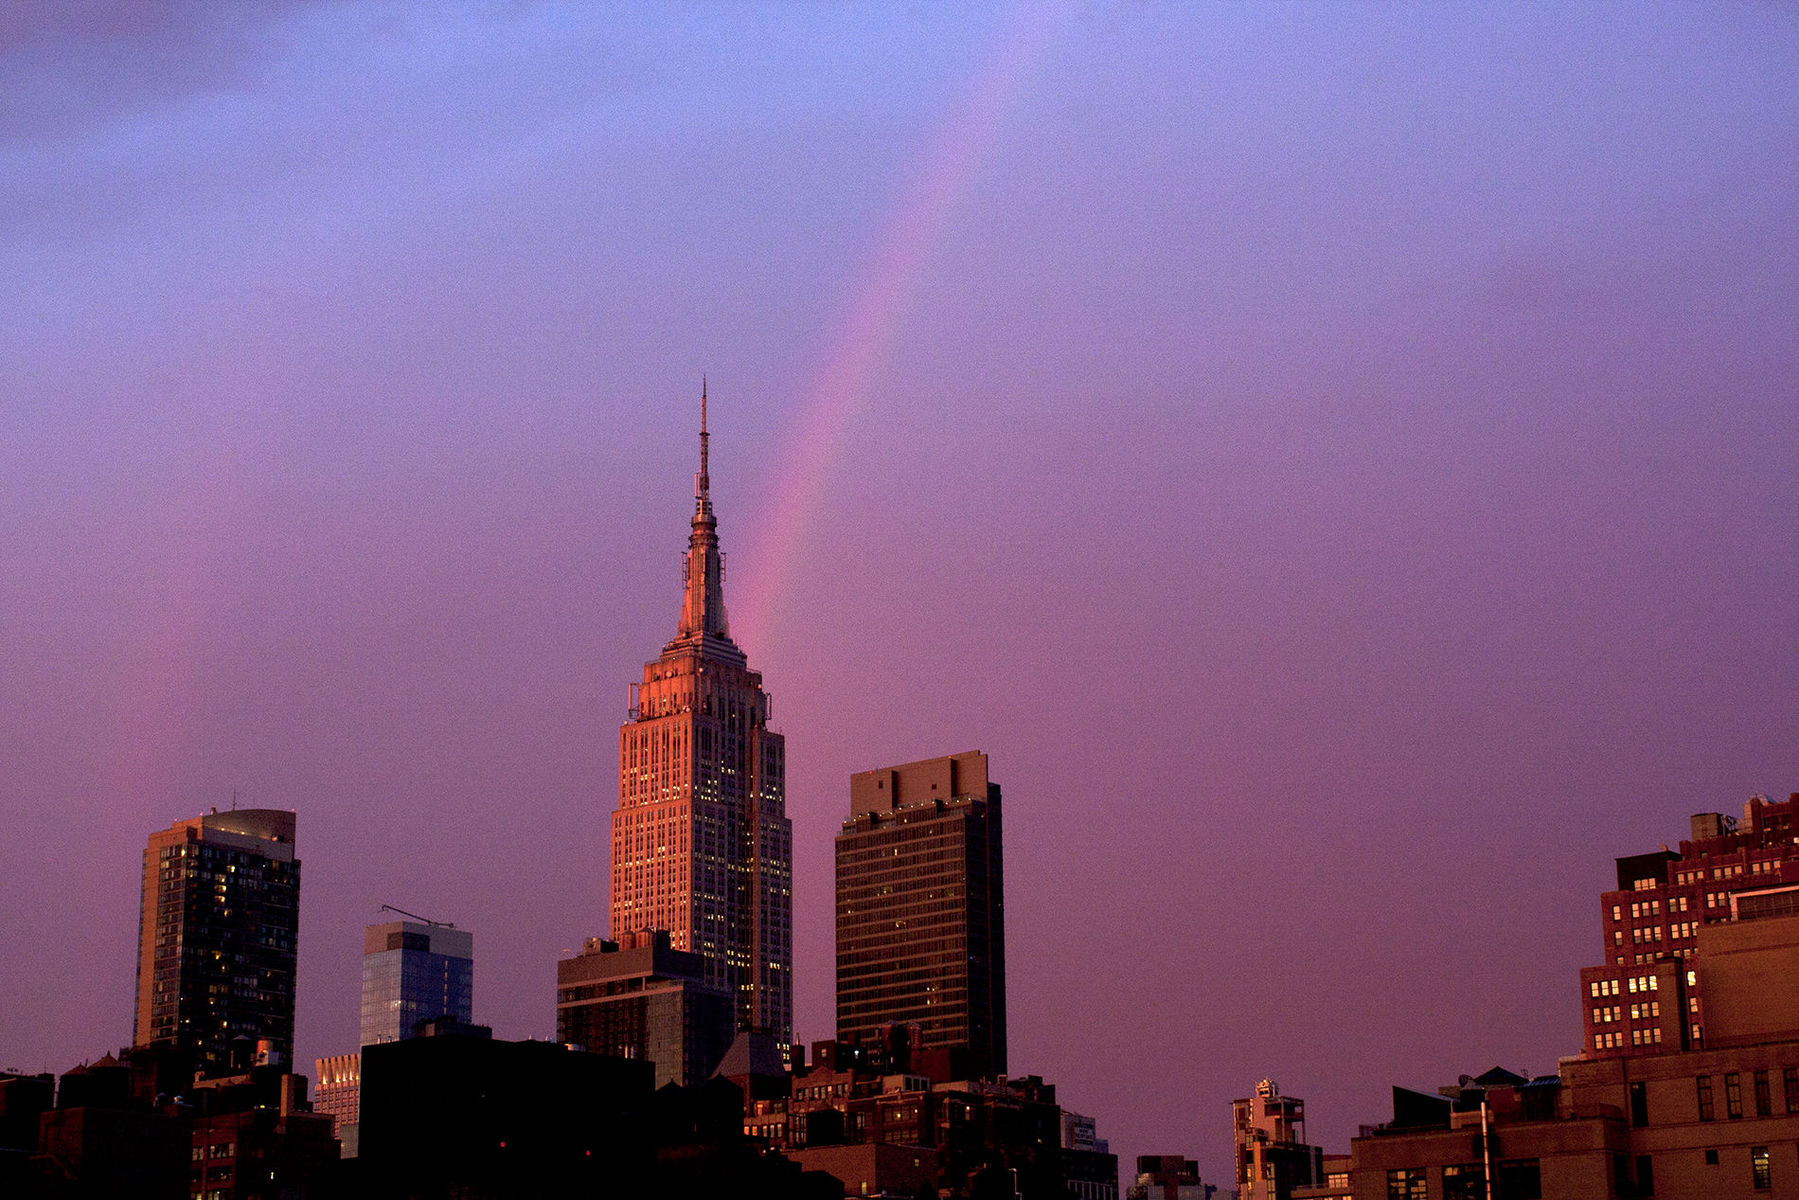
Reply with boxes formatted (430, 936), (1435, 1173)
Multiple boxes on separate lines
(3, 6), (1796, 1186)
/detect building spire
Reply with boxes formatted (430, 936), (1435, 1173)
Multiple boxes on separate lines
(676, 378), (731, 645)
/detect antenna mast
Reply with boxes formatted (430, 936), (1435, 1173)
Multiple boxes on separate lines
(697, 375), (710, 509)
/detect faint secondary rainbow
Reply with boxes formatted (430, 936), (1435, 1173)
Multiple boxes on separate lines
(733, 0), (1068, 649)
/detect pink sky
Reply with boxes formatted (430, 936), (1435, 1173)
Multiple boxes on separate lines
(2, 2), (1796, 1186)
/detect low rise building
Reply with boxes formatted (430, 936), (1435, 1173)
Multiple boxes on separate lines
(556, 929), (734, 1089)
(1235, 1079), (1323, 1200)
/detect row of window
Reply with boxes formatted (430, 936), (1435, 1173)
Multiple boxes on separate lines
(1696, 1070), (1799, 1121)
(1388, 1160), (1539, 1200)
(1388, 1148), (1794, 1198)
(1588, 973), (1662, 998)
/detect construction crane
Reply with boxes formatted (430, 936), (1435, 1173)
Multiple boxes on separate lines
(378, 904), (455, 928)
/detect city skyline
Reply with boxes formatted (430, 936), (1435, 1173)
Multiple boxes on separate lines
(2, 4), (1797, 1188)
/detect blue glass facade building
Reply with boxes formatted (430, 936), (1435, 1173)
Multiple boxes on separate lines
(361, 921), (474, 1047)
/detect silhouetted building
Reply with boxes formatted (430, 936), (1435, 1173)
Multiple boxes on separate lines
(0, 1072), (54, 1156)
(837, 750), (1006, 1078)
(753, 1039), (1104, 1199)
(37, 1055), (191, 1200)
(1060, 1111), (1120, 1200)
(361, 919), (473, 1047)
(134, 809), (300, 1076)
(1234, 1080), (1322, 1200)
(354, 1022), (656, 1197)
(1582, 793), (1799, 1059)
(187, 1067), (338, 1200)
(313, 914), (473, 1158)
(612, 389), (792, 1048)
(1128, 1154), (1215, 1200)
(17, 1050), (333, 1200)
(556, 929), (734, 1088)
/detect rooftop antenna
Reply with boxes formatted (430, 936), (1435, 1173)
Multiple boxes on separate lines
(379, 904), (454, 928)
(697, 375), (710, 512)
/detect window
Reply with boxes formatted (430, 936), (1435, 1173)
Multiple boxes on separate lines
(1630, 1081), (1648, 1127)
(1496, 1159), (1542, 1200)
(1706, 1149), (1720, 1165)
(1755, 1070), (1771, 1117)
(1784, 1067), (1799, 1114)
(1386, 1168), (1426, 1200)
(1443, 1164), (1485, 1200)
(1698, 1076), (1715, 1122)
(1727, 1072), (1743, 1119)
(1636, 1154), (1654, 1197)
(1752, 1146), (1771, 1190)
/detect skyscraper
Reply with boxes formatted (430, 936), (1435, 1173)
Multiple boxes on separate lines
(361, 918), (474, 1047)
(610, 389), (792, 1047)
(836, 750), (1006, 1078)
(134, 808), (300, 1075)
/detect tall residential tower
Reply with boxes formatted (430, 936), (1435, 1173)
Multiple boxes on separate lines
(610, 390), (792, 1047)
(134, 808), (300, 1075)
(836, 750), (1006, 1078)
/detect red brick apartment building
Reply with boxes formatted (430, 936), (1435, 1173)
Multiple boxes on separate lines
(1307, 793), (1799, 1200)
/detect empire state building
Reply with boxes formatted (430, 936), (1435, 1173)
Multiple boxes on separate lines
(610, 389), (792, 1047)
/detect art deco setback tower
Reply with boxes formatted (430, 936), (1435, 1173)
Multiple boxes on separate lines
(610, 391), (792, 1047)
(836, 750), (1006, 1078)
(134, 808), (300, 1075)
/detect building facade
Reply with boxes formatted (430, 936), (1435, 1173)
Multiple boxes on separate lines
(1582, 793), (1799, 1060)
(751, 1040), (1110, 1200)
(610, 393), (792, 1049)
(1234, 1079), (1323, 1200)
(556, 929), (734, 1088)
(1127, 1155), (1216, 1200)
(133, 809), (300, 1076)
(836, 750), (1007, 1078)
(360, 919), (473, 1047)
(1329, 791), (1799, 1200)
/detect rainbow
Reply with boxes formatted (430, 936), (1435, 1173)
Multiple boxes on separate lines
(734, 0), (1069, 648)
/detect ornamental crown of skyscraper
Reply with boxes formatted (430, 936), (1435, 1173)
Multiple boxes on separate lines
(669, 377), (744, 665)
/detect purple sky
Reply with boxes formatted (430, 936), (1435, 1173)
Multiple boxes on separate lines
(3, 1), (1797, 1187)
